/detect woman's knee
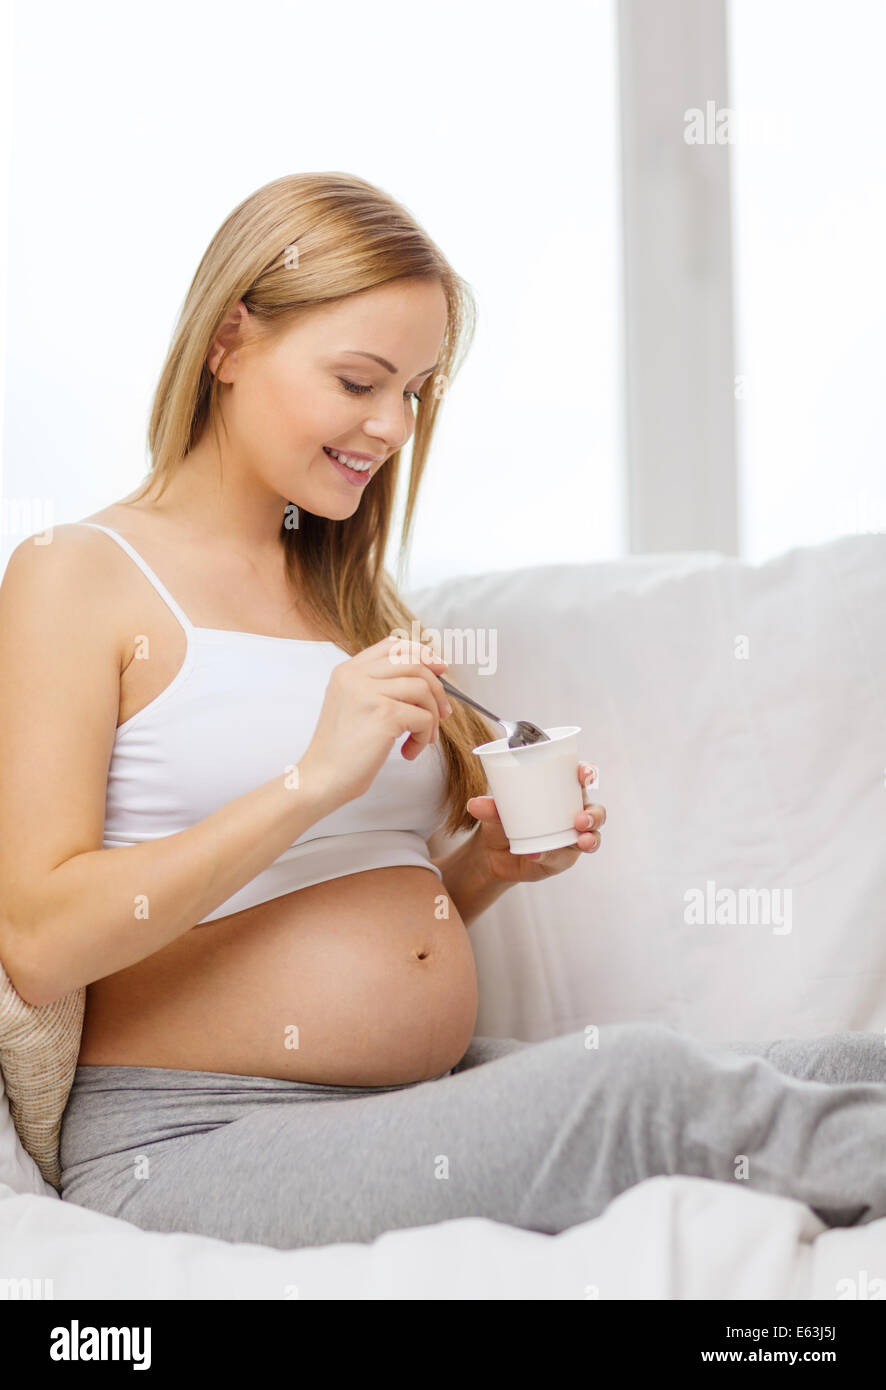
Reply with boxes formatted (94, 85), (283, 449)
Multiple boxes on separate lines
(576, 1020), (701, 1094)
(460, 1021), (708, 1108)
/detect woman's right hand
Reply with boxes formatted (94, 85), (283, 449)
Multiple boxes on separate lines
(298, 637), (452, 809)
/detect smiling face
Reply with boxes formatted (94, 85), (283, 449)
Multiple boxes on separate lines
(207, 276), (449, 519)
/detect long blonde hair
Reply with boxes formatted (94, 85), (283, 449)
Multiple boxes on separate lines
(124, 171), (498, 839)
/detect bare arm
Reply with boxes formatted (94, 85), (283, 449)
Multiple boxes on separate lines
(0, 528), (338, 1007)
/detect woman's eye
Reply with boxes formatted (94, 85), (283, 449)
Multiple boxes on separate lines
(338, 378), (422, 406)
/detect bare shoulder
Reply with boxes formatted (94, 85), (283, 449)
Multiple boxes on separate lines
(3, 516), (119, 579)
(0, 520), (129, 669)
(2, 519), (107, 585)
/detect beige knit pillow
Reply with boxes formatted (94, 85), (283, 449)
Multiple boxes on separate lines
(0, 955), (85, 1190)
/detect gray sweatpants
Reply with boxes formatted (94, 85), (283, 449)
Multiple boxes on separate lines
(58, 1024), (886, 1251)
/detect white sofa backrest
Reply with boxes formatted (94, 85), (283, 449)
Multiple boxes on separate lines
(408, 534), (886, 1043)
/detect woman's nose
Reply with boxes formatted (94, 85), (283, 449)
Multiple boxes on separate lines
(365, 417), (415, 456)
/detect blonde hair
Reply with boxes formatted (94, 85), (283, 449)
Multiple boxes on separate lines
(124, 171), (498, 839)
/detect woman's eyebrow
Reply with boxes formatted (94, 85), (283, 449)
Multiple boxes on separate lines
(340, 350), (439, 377)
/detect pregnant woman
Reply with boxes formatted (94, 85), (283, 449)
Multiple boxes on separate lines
(2, 171), (886, 1251)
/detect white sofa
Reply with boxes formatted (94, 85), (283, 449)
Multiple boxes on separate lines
(2, 532), (885, 1298)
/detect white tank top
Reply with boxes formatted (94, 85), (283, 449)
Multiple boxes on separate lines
(79, 523), (448, 923)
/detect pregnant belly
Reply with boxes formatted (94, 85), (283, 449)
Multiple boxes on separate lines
(76, 866), (480, 1085)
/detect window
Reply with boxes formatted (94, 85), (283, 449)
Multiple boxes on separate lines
(728, 0), (886, 562)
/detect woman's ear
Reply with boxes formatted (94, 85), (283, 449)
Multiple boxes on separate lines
(207, 300), (251, 380)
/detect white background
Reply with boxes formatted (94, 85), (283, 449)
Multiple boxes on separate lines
(1, 0), (883, 587)
(0, 0), (621, 590)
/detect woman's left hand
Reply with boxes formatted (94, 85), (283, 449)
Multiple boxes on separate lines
(466, 761), (605, 884)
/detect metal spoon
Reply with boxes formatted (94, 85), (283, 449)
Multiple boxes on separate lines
(438, 675), (551, 748)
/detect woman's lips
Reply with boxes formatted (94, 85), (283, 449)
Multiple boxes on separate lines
(323, 446), (373, 487)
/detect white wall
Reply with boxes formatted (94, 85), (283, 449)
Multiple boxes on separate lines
(6, 0), (881, 584)
(0, 0), (622, 590)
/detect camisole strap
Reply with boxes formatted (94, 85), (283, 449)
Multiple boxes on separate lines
(78, 523), (195, 633)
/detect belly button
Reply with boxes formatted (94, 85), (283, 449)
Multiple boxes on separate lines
(414, 949), (430, 961)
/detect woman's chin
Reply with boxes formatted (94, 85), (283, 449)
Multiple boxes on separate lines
(279, 487), (363, 523)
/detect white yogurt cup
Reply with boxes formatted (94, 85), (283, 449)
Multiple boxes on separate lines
(471, 725), (583, 854)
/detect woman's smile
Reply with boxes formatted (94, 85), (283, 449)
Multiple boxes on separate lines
(322, 445), (375, 487)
